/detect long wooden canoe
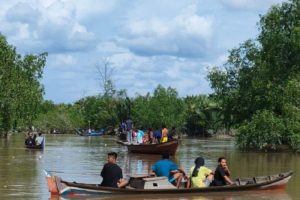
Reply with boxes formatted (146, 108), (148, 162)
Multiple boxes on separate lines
(45, 170), (293, 198)
(117, 140), (179, 155)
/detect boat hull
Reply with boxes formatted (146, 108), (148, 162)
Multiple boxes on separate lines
(25, 139), (44, 149)
(45, 171), (293, 197)
(117, 140), (178, 155)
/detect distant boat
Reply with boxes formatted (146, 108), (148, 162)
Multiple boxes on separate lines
(75, 129), (104, 136)
(25, 137), (45, 149)
(45, 170), (293, 197)
(117, 140), (179, 155)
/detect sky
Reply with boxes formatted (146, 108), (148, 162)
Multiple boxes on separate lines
(0, 0), (286, 103)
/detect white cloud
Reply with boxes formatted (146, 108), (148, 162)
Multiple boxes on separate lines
(2, 0), (96, 53)
(0, 0), (286, 103)
(118, 3), (214, 58)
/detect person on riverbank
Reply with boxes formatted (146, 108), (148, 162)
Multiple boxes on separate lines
(210, 157), (234, 186)
(100, 152), (128, 188)
(151, 152), (184, 188)
(189, 157), (213, 188)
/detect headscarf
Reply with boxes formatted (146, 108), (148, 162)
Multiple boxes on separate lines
(192, 157), (205, 177)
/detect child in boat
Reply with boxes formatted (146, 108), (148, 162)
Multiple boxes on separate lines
(189, 157), (213, 188)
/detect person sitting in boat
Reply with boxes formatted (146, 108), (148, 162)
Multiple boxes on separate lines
(142, 132), (150, 144)
(151, 151), (184, 188)
(100, 152), (128, 188)
(25, 132), (36, 146)
(148, 128), (154, 143)
(161, 125), (168, 143)
(189, 157), (213, 188)
(35, 132), (44, 145)
(131, 129), (137, 143)
(168, 127), (176, 141)
(210, 157), (234, 186)
(136, 128), (144, 144)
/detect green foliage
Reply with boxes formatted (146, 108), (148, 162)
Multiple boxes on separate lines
(0, 34), (47, 134)
(33, 102), (84, 133)
(132, 85), (184, 129)
(183, 95), (223, 135)
(208, 0), (300, 150)
(236, 110), (285, 150)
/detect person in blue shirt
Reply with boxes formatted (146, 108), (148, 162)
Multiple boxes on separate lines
(136, 129), (144, 144)
(151, 152), (184, 188)
(153, 128), (162, 143)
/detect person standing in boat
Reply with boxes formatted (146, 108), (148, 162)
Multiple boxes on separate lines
(125, 117), (133, 143)
(100, 152), (128, 188)
(189, 157), (213, 188)
(210, 157), (234, 186)
(151, 152), (184, 188)
(153, 127), (161, 143)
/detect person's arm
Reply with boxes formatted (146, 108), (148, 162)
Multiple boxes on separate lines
(224, 175), (234, 185)
(224, 164), (231, 176)
(150, 165), (157, 176)
(100, 164), (106, 177)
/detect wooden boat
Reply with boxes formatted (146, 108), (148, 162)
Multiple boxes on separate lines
(45, 170), (293, 198)
(75, 129), (104, 136)
(79, 131), (103, 136)
(25, 138), (45, 149)
(117, 140), (179, 155)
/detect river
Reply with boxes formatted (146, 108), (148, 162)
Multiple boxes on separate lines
(0, 134), (298, 200)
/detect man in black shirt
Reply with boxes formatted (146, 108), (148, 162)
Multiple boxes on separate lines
(211, 157), (234, 186)
(100, 152), (128, 188)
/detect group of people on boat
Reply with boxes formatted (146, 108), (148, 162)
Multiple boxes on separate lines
(25, 132), (44, 147)
(99, 151), (234, 189)
(119, 118), (176, 144)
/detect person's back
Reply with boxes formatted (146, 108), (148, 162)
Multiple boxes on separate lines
(36, 133), (44, 145)
(100, 162), (123, 187)
(152, 159), (177, 179)
(152, 152), (184, 188)
(100, 152), (127, 188)
(189, 157), (213, 188)
(154, 129), (162, 143)
(161, 126), (168, 143)
(136, 129), (144, 144)
(125, 118), (133, 131)
(190, 166), (212, 188)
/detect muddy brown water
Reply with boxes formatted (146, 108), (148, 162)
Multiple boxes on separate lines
(0, 134), (299, 200)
